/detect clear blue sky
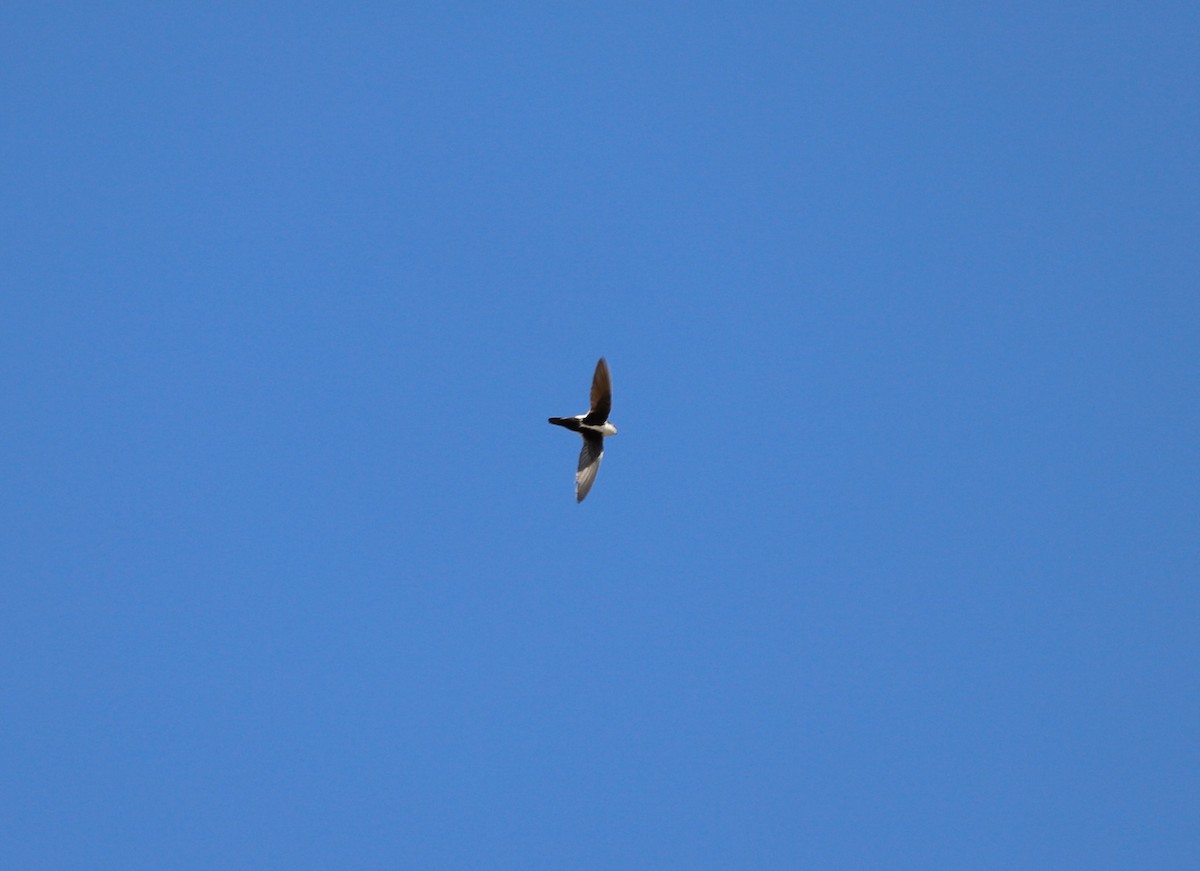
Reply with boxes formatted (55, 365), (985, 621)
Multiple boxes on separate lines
(3, 3), (1197, 868)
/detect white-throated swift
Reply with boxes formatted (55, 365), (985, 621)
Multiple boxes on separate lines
(548, 357), (617, 502)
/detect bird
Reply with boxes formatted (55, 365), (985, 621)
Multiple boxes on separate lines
(548, 357), (618, 502)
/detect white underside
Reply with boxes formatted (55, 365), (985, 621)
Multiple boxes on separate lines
(578, 419), (618, 436)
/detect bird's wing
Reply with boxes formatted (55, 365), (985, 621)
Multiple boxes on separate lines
(575, 433), (605, 502)
(583, 357), (611, 425)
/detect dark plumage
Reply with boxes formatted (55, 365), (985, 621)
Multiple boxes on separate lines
(548, 357), (618, 502)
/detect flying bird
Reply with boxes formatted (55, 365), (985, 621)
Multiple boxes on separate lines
(548, 357), (618, 502)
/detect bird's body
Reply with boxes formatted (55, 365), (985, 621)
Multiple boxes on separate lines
(546, 416), (619, 438)
(549, 357), (617, 502)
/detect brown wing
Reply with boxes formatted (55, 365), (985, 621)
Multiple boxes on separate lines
(583, 357), (611, 425)
(575, 433), (605, 502)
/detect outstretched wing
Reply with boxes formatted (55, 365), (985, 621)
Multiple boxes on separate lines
(583, 357), (611, 425)
(575, 433), (605, 502)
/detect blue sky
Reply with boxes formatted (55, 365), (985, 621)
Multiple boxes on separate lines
(3, 3), (1197, 868)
